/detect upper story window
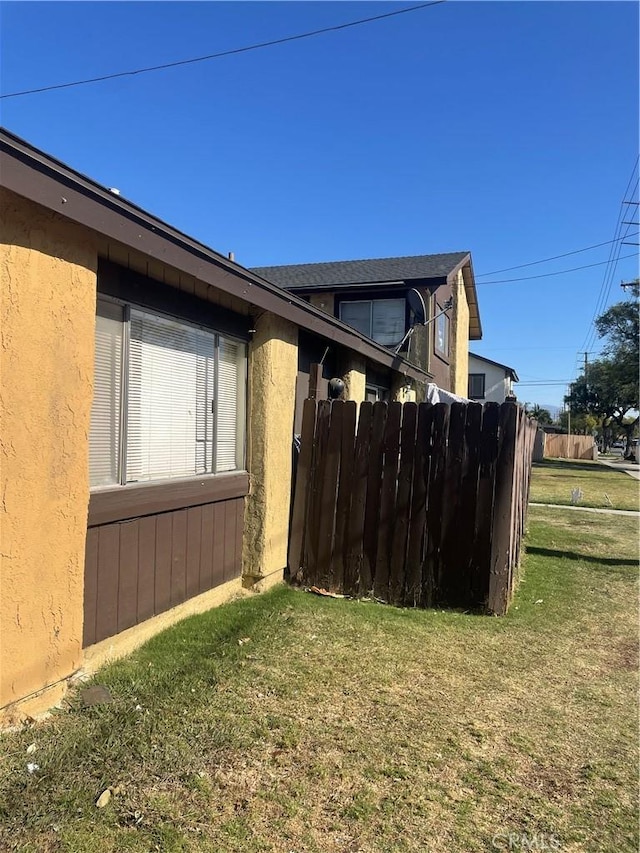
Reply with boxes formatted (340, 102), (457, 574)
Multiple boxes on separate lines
(89, 298), (247, 488)
(435, 302), (450, 358)
(468, 373), (486, 400)
(339, 298), (406, 346)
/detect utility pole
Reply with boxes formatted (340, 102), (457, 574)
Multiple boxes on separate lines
(582, 351), (588, 388)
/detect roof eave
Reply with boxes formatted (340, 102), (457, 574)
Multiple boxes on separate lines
(0, 128), (430, 383)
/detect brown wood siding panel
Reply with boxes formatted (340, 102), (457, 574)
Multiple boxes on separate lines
(223, 501), (236, 582)
(199, 504), (215, 593)
(186, 507), (202, 600)
(137, 516), (156, 624)
(212, 503), (226, 587)
(234, 500), (244, 581)
(95, 525), (120, 644)
(83, 529), (99, 647)
(84, 493), (246, 647)
(117, 521), (139, 634)
(170, 510), (188, 607)
(154, 514), (172, 616)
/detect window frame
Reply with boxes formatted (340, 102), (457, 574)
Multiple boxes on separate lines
(434, 301), (450, 359)
(338, 297), (407, 346)
(90, 294), (248, 490)
(468, 373), (486, 400)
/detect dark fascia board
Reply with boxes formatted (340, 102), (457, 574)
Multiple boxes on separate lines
(0, 128), (430, 384)
(446, 254), (482, 341)
(469, 351), (519, 382)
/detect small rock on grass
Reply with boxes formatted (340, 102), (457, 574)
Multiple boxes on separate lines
(81, 685), (113, 706)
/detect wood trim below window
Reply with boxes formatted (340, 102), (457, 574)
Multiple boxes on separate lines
(88, 471), (249, 527)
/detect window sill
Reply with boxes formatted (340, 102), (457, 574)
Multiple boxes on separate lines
(88, 471), (250, 527)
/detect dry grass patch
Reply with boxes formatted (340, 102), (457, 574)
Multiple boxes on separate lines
(1, 508), (637, 853)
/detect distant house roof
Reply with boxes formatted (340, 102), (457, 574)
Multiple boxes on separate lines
(469, 351), (519, 383)
(251, 252), (482, 340)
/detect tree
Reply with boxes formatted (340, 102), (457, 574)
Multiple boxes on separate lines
(558, 410), (598, 436)
(566, 359), (637, 445)
(527, 403), (553, 424)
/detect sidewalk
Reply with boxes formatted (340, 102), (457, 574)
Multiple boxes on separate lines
(529, 502), (639, 517)
(597, 456), (640, 481)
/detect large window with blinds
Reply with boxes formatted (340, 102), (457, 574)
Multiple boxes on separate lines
(89, 299), (247, 488)
(339, 298), (406, 346)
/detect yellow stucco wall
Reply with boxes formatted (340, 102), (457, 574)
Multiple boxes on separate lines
(341, 353), (366, 403)
(451, 270), (470, 396)
(0, 190), (97, 722)
(243, 313), (298, 590)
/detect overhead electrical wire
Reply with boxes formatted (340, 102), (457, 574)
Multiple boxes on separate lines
(475, 233), (638, 277)
(474, 252), (637, 285)
(0, 1), (446, 100)
(578, 157), (639, 358)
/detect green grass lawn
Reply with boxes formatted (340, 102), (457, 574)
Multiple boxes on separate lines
(529, 458), (639, 511)
(1, 508), (638, 853)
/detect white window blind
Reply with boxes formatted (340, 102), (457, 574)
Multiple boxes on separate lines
(89, 302), (246, 487)
(340, 298), (406, 345)
(216, 337), (246, 472)
(89, 301), (123, 487)
(126, 310), (215, 482)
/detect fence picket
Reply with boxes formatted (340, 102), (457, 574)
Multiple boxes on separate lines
(389, 402), (417, 605)
(423, 403), (449, 606)
(363, 401), (387, 593)
(405, 403), (432, 606)
(288, 398), (317, 580)
(304, 400), (331, 582)
(347, 402), (373, 595)
(331, 401), (357, 592)
(471, 403), (500, 607)
(488, 402), (518, 615)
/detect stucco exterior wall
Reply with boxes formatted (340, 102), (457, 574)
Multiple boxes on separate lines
(0, 190), (97, 722)
(450, 270), (470, 396)
(340, 353), (367, 403)
(308, 292), (335, 315)
(243, 313), (298, 590)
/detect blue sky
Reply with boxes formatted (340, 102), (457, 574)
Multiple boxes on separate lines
(1, 1), (638, 411)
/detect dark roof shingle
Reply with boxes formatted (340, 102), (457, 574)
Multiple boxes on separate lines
(251, 252), (470, 290)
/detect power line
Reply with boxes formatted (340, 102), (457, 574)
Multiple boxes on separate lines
(579, 161), (639, 356)
(0, 1), (446, 100)
(475, 234), (636, 277)
(475, 252), (637, 285)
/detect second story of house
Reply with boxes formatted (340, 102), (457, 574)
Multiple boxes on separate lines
(251, 253), (482, 398)
(468, 352), (519, 403)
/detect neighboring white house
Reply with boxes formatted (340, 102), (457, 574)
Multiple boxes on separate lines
(468, 352), (519, 403)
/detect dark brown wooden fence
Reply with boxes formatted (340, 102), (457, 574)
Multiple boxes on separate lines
(288, 399), (537, 615)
